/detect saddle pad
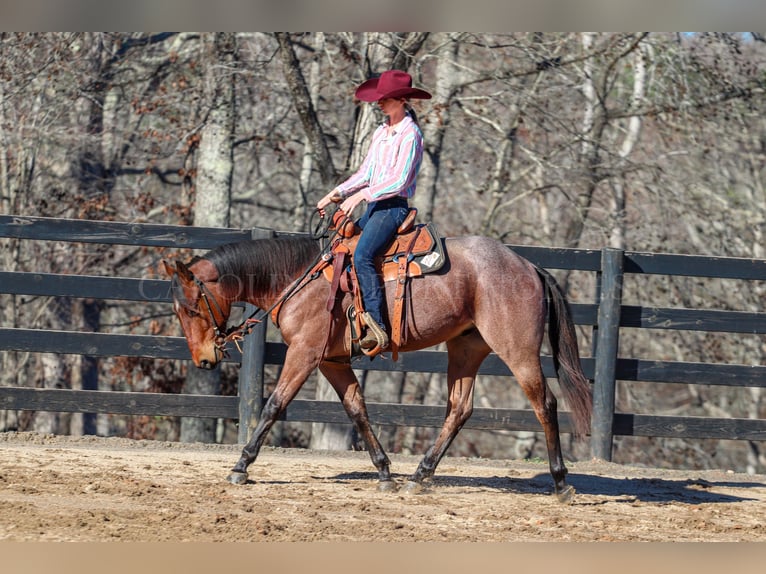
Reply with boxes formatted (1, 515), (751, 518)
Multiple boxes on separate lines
(408, 222), (445, 274)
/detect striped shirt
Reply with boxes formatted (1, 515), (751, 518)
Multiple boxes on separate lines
(337, 113), (424, 202)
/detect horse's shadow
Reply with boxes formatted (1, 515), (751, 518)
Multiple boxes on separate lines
(329, 471), (765, 504)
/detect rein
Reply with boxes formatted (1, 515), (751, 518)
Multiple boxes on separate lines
(179, 211), (341, 359)
(208, 226), (340, 356)
(221, 248), (329, 352)
(186, 258), (326, 359)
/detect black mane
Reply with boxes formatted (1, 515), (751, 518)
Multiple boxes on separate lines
(199, 236), (320, 297)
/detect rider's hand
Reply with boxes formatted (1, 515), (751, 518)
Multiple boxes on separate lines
(316, 189), (342, 216)
(340, 192), (365, 216)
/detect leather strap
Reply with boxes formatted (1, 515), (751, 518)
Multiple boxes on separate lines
(316, 244), (351, 359)
(271, 255), (331, 328)
(326, 245), (349, 312)
(390, 226), (421, 360)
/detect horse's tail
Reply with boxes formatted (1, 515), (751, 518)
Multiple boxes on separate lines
(536, 267), (593, 438)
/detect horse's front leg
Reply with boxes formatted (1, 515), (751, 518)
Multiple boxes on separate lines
(319, 361), (395, 491)
(227, 348), (317, 485)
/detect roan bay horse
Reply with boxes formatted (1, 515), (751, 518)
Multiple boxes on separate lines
(163, 230), (592, 502)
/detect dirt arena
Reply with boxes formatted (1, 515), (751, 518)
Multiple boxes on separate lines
(1, 431), (765, 542)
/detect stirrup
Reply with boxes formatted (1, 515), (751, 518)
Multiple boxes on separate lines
(360, 312), (389, 351)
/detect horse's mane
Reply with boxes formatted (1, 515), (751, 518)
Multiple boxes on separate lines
(196, 236), (320, 297)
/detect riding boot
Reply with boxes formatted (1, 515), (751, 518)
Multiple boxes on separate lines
(360, 312), (389, 350)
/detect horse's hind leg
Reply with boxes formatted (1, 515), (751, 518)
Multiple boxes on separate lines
(476, 286), (573, 502)
(405, 332), (489, 491)
(509, 359), (573, 502)
(319, 361), (395, 491)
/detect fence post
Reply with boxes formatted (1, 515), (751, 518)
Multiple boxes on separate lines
(590, 247), (624, 461)
(237, 310), (267, 444)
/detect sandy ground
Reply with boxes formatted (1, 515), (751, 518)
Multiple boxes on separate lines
(1, 431), (765, 542)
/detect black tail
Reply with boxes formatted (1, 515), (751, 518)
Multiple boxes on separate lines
(536, 267), (593, 438)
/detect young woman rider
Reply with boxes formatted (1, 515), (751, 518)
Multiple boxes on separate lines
(316, 69), (431, 351)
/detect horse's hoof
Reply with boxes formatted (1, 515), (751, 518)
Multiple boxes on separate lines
(377, 480), (399, 493)
(555, 485), (575, 504)
(402, 480), (426, 494)
(227, 471), (249, 485)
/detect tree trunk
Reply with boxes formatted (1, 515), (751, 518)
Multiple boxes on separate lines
(275, 33), (352, 451)
(347, 33), (391, 174)
(62, 33), (113, 436)
(0, 67), (22, 431)
(609, 39), (648, 250)
(559, 32), (602, 253)
(275, 32), (335, 186)
(181, 32), (236, 444)
(75, 34), (111, 434)
(413, 33), (458, 222)
(34, 299), (72, 434)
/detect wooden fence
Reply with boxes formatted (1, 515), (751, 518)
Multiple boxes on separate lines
(1, 214), (765, 461)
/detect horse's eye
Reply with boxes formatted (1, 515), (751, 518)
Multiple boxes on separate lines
(184, 306), (202, 318)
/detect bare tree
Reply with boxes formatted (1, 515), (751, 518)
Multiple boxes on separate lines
(275, 32), (356, 450)
(180, 33), (238, 443)
(413, 33), (461, 221)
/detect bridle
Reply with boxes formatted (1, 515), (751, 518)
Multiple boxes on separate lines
(176, 209), (343, 361)
(179, 245), (331, 360)
(189, 274), (230, 362)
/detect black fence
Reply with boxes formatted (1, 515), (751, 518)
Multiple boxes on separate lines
(1, 214), (765, 460)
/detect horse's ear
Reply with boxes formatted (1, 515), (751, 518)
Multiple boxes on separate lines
(174, 260), (194, 283)
(161, 259), (176, 278)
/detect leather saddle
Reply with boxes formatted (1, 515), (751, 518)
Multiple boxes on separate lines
(321, 208), (446, 359)
(323, 208), (445, 285)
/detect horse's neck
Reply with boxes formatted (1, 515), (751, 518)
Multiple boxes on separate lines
(249, 272), (306, 312)
(195, 251), (313, 314)
(189, 259), (218, 283)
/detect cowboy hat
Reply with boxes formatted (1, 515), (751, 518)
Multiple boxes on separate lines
(354, 70), (432, 102)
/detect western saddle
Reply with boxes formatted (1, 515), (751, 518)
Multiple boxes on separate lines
(319, 208), (445, 359)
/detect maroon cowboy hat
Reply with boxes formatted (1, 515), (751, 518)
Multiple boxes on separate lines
(354, 70), (432, 102)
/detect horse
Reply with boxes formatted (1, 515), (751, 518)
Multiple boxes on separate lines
(163, 230), (592, 503)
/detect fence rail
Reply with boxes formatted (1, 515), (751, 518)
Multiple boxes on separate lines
(1, 215), (765, 461)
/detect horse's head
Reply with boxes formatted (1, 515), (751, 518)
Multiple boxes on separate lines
(163, 259), (232, 370)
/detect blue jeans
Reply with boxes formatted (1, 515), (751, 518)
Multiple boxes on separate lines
(354, 197), (409, 327)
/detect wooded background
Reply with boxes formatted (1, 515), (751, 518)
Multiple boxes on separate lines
(1, 32), (764, 473)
